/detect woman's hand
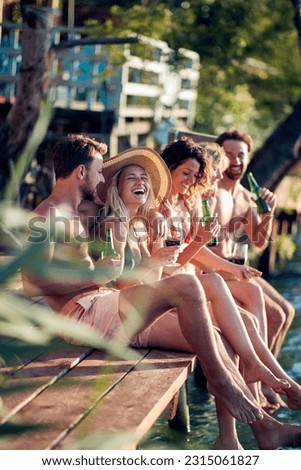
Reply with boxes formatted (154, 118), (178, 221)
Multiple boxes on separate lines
(195, 216), (220, 246)
(223, 262), (262, 282)
(144, 243), (182, 268)
(148, 209), (168, 241)
(159, 198), (172, 219)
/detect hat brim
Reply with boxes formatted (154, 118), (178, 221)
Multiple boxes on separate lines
(97, 146), (171, 205)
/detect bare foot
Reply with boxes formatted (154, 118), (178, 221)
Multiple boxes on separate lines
(207, 378), (263, 424)
(261, 384), (288, 412)
(285, 384), (301, 410)
(214, 435), (244, 450)
(243, 360), (290, 393)
(258, 384), (280, 413)
(262, 401), (280, 414)
(252, 416), (301, 449)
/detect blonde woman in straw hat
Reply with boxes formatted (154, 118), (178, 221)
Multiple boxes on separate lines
(96, 146), (181, 288)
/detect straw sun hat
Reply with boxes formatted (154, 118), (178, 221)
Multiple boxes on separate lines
(97, 146), (171, 204)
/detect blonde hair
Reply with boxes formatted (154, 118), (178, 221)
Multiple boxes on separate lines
(203, 142), (229, 173)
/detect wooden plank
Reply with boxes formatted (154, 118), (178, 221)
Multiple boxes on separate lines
(0, 348), (150, 450)
(54, 350), (197, 450)
(1, 345), (94, 425)
(0, 337), (67, 376)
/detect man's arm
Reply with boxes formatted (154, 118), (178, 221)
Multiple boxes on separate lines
(22, 208), (120, 297)
(21, 255), (119, 297)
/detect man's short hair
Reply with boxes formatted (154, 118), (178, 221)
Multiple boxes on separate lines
(52, 134), (107, 180)
(216, 128), (253, 153)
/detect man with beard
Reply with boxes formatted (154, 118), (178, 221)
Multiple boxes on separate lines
(212, 128), (295, 366)
(21, 133), (121, 309)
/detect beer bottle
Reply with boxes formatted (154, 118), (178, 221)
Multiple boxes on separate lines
(201, 198), (218, 246)
(102, 227), (118, 259)
(246, 172), (271, 214)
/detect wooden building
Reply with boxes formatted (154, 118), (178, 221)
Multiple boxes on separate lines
(0, 21), (200, 155)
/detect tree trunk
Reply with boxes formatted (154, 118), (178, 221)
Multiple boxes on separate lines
(242, 98), (301, 191)
(291, 0), (301, 53)
(0, 6), (53, 198)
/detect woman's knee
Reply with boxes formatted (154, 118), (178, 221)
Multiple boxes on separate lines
(280, 300), (295, 326)
(265, 301), (286, 330)
(243, 283), (265, 307)
(201, 272), (228, 292)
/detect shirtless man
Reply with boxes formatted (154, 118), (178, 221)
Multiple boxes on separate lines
(21, 133), (301, 450)
(212, 128), (295, 359)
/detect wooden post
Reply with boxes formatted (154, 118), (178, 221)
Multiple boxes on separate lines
(68, 0), (74, 29)
(0, 0), (3, 43)
(168, 383), (190, 433)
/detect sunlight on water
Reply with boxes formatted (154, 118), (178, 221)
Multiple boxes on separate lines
(141, 275), (301, 451)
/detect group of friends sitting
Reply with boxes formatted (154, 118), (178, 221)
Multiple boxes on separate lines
(22, 128), (301, 450)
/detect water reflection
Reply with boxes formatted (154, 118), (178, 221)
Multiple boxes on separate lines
(141, 274), (301, 450)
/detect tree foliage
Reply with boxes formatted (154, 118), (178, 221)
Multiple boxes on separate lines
(88, 0), (301, 145)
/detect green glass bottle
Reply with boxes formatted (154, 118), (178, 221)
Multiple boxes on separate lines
(102, 227), (118, 259)
(246, 172), (271, 214)
(201, 198), (218, 246)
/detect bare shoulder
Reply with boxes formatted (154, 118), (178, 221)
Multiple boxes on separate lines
(30, 197), (53, 218)
(31, 197), (69, 220)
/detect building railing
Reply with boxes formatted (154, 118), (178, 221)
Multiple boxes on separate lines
(0, 22), (200, 135)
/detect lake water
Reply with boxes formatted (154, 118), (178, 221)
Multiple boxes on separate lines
(141, 272), (301, 450)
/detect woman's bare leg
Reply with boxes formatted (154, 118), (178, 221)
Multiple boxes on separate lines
(197, 273), (289, 392)
(136, 304), (301, 450)
(214, 399), (244, 450)
(252, 276), (295, 357)
(226, 279), (268, 344)
(139, 308), (246, 449)
(240, 309), (301, 409)
(214, 331), (301, 450)
(212, 336), (244, 450)
(240, 310), (287, 411)
(119, 274), (263, 424)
